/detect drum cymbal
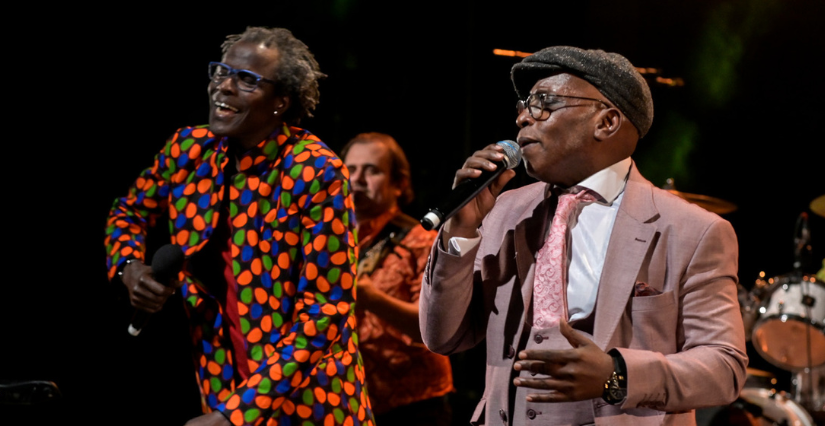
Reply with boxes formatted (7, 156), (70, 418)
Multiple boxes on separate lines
(662, 178), (738, 214)
(811, 194), (825, 218)
(666, 189), (738, 214)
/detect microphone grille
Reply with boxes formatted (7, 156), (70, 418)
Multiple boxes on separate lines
(496, 140), (522, 169)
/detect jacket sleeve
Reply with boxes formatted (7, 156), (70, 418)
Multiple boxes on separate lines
(616, 218), (748, 411)
(216, 148), (363, 425)
(104, 132), (178, 280)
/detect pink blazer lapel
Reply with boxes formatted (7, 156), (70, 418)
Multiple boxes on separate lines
(593, 164), (660, 350)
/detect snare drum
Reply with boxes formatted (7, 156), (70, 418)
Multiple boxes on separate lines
(751, 274), (825, 371)
(700, 388), (814, 426)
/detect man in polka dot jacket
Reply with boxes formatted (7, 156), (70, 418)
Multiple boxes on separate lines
(104, 27), (374, 426)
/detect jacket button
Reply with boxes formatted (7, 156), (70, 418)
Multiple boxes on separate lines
(507, 345), (515, 359)
(534, 334), (544, 344)
(526, 408), (537, 419)
(499, 409), (507, 423)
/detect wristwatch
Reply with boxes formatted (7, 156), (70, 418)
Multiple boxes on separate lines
(602, 351), (627, 405)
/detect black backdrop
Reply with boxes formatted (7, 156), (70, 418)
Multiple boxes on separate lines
(4, 1), (824, 425)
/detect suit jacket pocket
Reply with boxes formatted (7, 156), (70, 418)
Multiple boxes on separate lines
(630, 290), (678, 353)
(630, 290), (675, 312)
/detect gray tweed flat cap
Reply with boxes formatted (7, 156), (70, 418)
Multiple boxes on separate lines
(511, 46), (654, 138)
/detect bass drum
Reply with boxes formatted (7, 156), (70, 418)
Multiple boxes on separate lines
(751, 273), (825, 370)
(703, 388), (814, 426)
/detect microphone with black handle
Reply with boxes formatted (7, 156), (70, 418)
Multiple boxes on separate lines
(128, 244), (185, 336)
(420, 140), (522, 231)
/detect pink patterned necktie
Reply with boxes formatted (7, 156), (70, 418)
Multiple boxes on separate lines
(533, 189), (596, 328)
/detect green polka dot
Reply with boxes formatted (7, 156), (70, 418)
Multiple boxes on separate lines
(181, 137), (195, 151)
(347, 366), (355, 382)
(316, 316), (330, 331)
(202, 148), (214, 160)
(188, 232), (199, 246)
(230, 202), (239, 217)
(244, 409), (261, 423)
(263, 141), (279, 157)
(210, 377), (222, 392)
(333, 408), (344, 424)
(283, 362), (298, 376)
(327, 268), (341, 283)
(258, 378), (271, 394)
(232, 260), (241, 276)
(316, 293), (328, 305)
(263, 255), (273, 271)
(290, 164), (303, 179)
(303, 230), (311, 246)
(331, 377), (342, 393)
(273, 281), (283, 297)
(175, 197), (188, 211)
(289, 248), (297, 260)
(260, 198), (271, 214)
(327, 236), (340, 252)
(295, 335), (307, 349)
(349, 397), (359, 412)
(281, 192), (292, 207)
(272, 312), (283, 328)
(251, 344), (263, 361)
(240, 287), (253, 304)
(309, 180), (321, 194)
(204, 210), (213, 224)
(233, 230), (245, 246)
(186, 296), (198, 306)
(215, 348), (226, 364)
(310, 205), (322, 221)
(351, 329), (358, 346)
(240, 318), (250, 334)
(302, 389), (314, 405)
(234, 174), (247, 189)
(146, 185), (157, 197)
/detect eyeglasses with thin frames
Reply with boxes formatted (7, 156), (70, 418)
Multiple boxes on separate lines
(208, 62), (277, 92)
(516, 93), (610, 121)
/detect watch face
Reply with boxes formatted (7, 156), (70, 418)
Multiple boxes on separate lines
(608, 388), (625, 401)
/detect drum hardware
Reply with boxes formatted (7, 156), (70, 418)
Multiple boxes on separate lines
(662, 178), (738, 214)
(810, 195), (825, 219)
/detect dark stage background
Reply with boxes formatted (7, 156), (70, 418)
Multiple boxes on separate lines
(4, 1), (824, 425)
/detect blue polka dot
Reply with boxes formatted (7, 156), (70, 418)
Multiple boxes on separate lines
(333, 193), (344, 210)
(324, 167), (336, 181)
(297, 277), (308, 291)
(314, 157), (327, 169)
(208, 394), (218, 407)
(180, 128), (192, 137)
(177, 153), (189, 167)
(269, 332), (281, 343)
(242, 388), (256, 404)
(313, 403), (324, 421)
(158, 185), (170, 197)
(198, 193), (211, 209)
(293, 179), (305, 195)
(276, 379), (292, 394)
(311, 335), (327, 348)
(261, 272), (272, 288)
(317, 252), (329, 268)
(241, 189), (253, 205)
(242, 246), (254, 262)
(316, 369), (328, 386)
(330, 286), (343, 301)
(308, 304), (320, 315)
(222, 364), (233, 380)
(281, 345), (293, 360)
(213, 313), (222, 329)
(172, 185), (185, 198)
(284, 154), (294, 168)
(250, 303), (262, 319)
(175, 214), (187, 228)
(203, 340), (213, 354)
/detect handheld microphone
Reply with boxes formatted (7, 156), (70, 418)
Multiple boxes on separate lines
(128, 244), (185, 336)
(420, 140), (522, 231)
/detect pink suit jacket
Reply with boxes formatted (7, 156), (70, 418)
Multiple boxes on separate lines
(419, 164), (748, 426)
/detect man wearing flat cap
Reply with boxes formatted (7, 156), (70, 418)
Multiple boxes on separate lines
(419, 46), (747, 425)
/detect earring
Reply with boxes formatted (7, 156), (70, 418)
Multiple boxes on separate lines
(273, 111), (278, 115)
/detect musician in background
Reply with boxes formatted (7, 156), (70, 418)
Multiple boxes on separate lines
(342, 132), (454, 426)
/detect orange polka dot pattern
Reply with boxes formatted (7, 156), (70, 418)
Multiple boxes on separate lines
(105, 125), (375, 426)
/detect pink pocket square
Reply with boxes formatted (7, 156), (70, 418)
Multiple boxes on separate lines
(634, 281), (662, 297)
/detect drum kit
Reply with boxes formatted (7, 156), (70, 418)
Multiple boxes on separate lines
(666, 182), (825, 426)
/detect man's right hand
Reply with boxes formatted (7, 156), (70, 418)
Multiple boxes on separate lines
(121, 260), (179, 313)
(443, 143), (517, 240)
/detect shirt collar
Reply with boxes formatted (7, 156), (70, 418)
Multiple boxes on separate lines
(553, 157), (631, 204)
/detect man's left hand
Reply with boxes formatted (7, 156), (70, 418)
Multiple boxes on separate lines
(512, 319), (614, 402)
(184, 411), (231, 426)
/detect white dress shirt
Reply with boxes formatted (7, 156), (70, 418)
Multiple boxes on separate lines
(449, 157), (631, 321)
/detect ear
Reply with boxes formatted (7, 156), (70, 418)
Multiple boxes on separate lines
(273, 96), (291, 117)
(594, 108), (622, 141)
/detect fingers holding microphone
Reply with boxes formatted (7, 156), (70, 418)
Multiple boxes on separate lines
(122, 259), (179, 313)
